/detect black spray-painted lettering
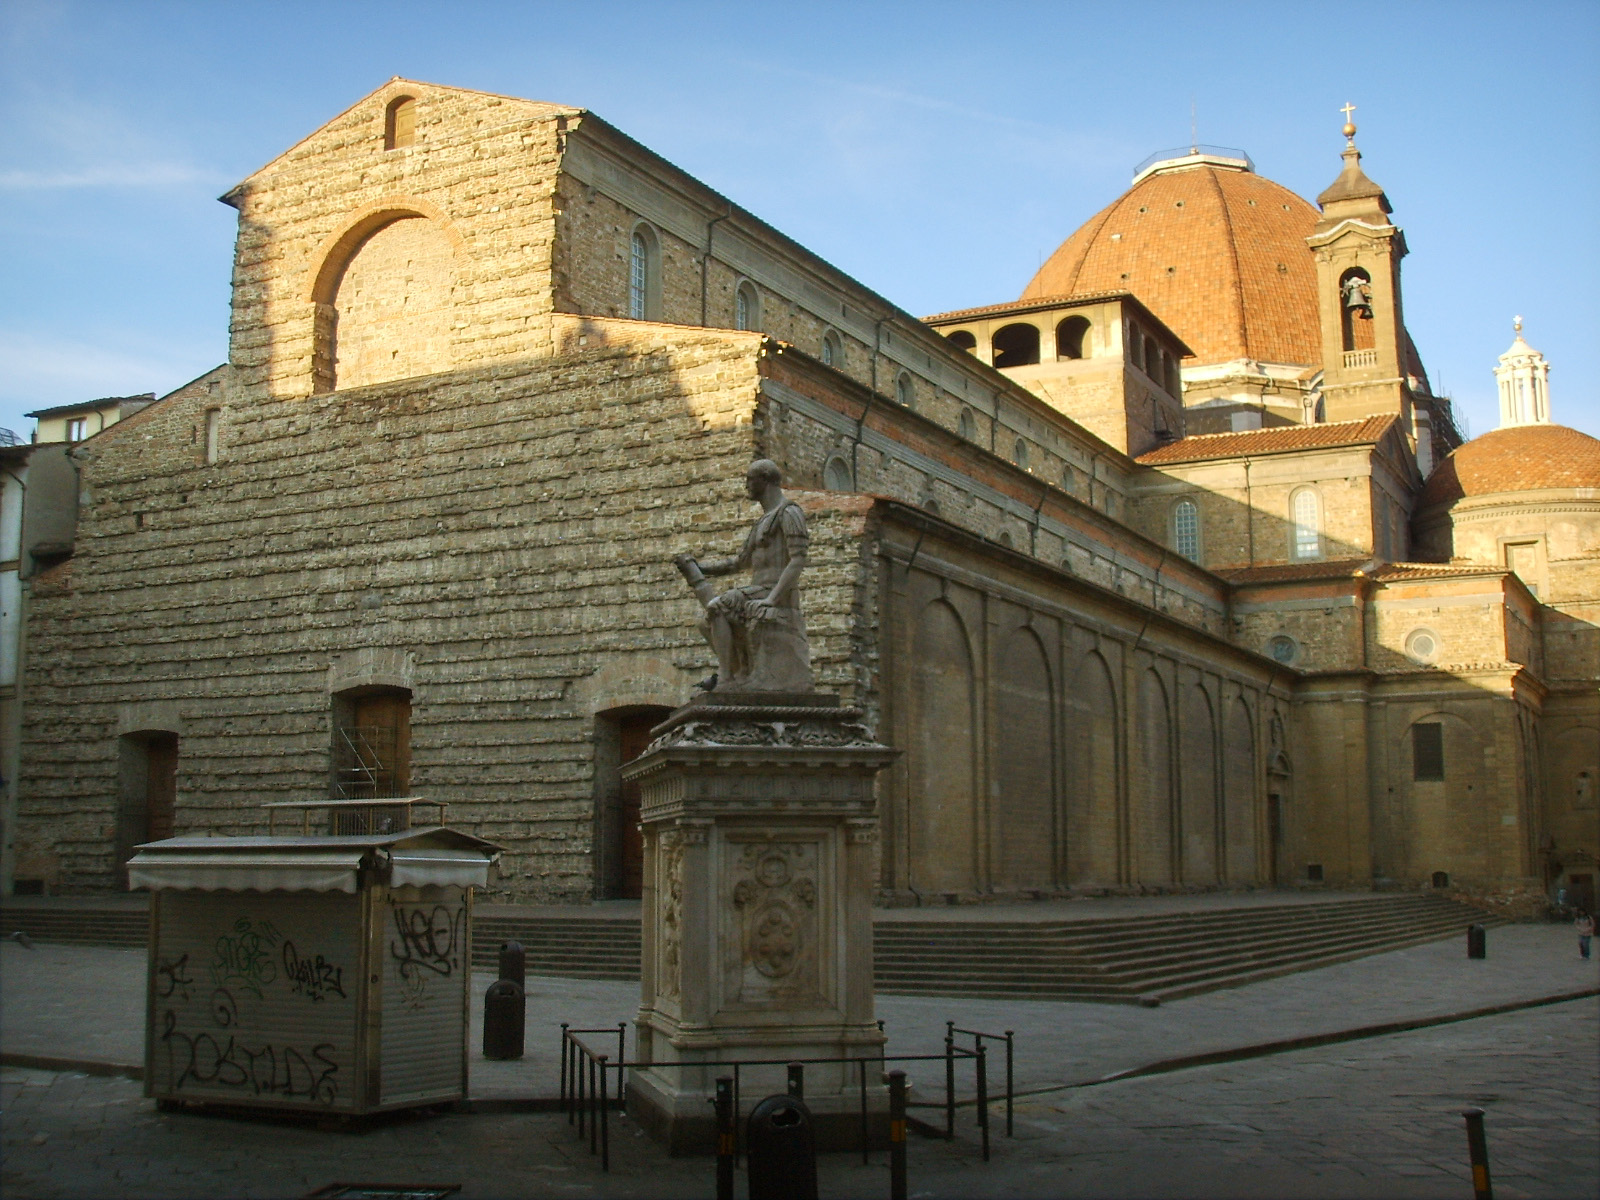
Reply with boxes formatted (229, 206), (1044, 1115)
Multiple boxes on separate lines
(159, 1009), (339, 1105)
(281, 941), (347, 1002)
(156, 954), (194, 1001)
(389, 904), (464, 1010)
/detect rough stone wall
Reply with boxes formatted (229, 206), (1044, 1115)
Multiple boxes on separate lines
(1366, 576), (1517, 673)
(16, 321), (823, 898)
(228, 81), (572, 401)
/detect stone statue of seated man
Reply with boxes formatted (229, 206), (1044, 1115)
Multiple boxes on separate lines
(674, 460), (813, 694)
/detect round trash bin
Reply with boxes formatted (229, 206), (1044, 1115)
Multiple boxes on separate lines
(482, 979), (525, 1060)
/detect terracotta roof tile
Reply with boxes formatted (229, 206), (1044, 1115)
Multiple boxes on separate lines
(1369, 562), (1509, 581)
(1022, 164), (1324, 367)
(1419, 424), (1600, 508)
(1135, 415), (1396, 465)
(1217, 558), (1371, 585)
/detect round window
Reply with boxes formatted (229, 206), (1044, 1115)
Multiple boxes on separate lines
(1405, 628), (1440, 665)
(1267, 635), (1298, 665)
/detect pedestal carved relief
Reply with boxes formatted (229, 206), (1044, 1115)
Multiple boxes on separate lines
(728, 840), (820, 1005)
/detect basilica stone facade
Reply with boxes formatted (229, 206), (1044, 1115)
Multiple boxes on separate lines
(7, 81), (1596, 913)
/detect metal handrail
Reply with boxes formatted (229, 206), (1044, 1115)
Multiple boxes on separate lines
(558, 1022), (1011, 1173)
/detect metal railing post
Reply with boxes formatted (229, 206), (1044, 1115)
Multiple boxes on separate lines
(715, 1076), (736, 1200)
(559, 1023), (569, 1115)
(888, 1070), (908, 1200)
(616, 1023), (628, 1107)
(1004, 1029), (1014, 1138)
(598, 1055), (610, 1171)
(589, 1053), (599, 1154)
(944, 1033), (956, 1141)
(976, 1041), (990, 1162)
(787, 1061), (805, 1100)
(859, 1058), (869, 1164)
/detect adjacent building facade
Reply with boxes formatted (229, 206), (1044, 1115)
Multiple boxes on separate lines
(8, 81), (1596, 913)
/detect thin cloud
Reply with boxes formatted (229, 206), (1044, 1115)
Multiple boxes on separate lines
(0, 162), (230, 189)
(0, 331), (219, 420)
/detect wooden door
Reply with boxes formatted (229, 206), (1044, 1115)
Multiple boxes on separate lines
(616, 714), (656, 900)
(348, 692), (411, 797)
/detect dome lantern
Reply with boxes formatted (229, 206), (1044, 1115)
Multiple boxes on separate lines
(1495, 316), (1551, 428)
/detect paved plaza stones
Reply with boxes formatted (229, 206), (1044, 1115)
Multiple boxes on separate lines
(2, 923), (1596, 1197)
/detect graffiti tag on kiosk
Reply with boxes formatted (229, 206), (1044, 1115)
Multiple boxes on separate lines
(156, 953), (195, 1001)
(389, 904), (464, 1010)
(159, 1007), (340, 1105)
(210, 917), (281, 998)
(281, 941), (347, 1003)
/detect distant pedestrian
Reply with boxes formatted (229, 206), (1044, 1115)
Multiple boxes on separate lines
(1577, 911), (1594, 960)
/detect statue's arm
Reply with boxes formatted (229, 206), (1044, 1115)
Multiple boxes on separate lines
(763, 550), (807, 608)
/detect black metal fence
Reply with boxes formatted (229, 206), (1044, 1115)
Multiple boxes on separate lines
(558, 1021), (1015, 1173)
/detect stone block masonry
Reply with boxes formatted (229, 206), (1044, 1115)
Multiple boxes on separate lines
(15, 323), (870, 900)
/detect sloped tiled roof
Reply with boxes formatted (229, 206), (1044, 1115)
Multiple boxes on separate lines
(1136, 415), (1396, 466)
(1419, 424), (1600, 508)
(1217, 558), (1371, 585)
(1369, 562), (1509, 582)
(1021, 162), (1323, 367)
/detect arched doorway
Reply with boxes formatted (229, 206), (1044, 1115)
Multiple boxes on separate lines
(116, 731), (178, 889)
(595, 706), (672, 899)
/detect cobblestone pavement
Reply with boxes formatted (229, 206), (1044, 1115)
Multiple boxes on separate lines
(4, 998), (1595, 1199)
(5, 924), (1596, 1097)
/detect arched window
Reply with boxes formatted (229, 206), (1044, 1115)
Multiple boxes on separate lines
(991, 323), (1040, 368)
(204, 407), (222, 464)
(823, 454), (854, 491)
(628, 223), (660, 321)
(1062, 464), (1077, 495)
(1339, 268), (1375, 352)
(1056, 316), (1091, 359)
(1291, 489), (1321, 560)
(384, 96), (417, 150)
(821, 329), (843, 367)
(958, 407), (977, 440)
(1128, 326), (1142, 367)
(1145, 337), (1161, 379)
(1012, 437), (1029, 469)
(1164, 352), (1180, 396)
(1173, 498), (1200, 562)
(945, 330), (977, 352)
(735, 280), (760, 331)
(895, 372), (916, 409)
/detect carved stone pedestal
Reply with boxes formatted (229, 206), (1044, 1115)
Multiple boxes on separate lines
(620, 693), (897, 1153)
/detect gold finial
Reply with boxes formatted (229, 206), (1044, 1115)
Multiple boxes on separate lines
(1514, 314), (1523, 335)
(1340, 102), (1358, 144)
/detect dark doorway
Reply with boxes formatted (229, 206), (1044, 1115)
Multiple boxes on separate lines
(116, 732), (178, 888)
(1569, 873), (1595, 915)
(595, 706), (671, 900)
(331, 687), (412, 833)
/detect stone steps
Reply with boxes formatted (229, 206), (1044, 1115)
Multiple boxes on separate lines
(3, 893), (1500, 1002)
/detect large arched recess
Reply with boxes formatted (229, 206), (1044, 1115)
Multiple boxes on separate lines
(1179, 681), (1218, 885)
(994, 625), (1055, 891)
(909, 599), (977, 894)
(1068, 650), (1119, 887)
(308, 201), (465, 393)
(1136, 668), (1174, 885)
(1223, 696), (1258, 883)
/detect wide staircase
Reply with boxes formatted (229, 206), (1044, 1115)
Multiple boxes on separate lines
(4, 893), (1498, 1003)
(874, 894), (1502, 1004)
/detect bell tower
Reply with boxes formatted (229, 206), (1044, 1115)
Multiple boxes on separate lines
(1307, 107), (1411, 424)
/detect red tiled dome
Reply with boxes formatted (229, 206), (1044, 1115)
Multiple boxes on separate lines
(1022, 161), (1321, 368)
(1420, 424), (1600, 509)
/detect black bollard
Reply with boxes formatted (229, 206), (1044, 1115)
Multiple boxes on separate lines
(714, 1076), (735, 1200)
(498, 940), (526, 988)
(482, 979), (525, 1059)
(1462, 1107), (1493, 1200)
(888, 1070), (908, 1200)
(1467, 923), (1487, 959)
(747, 1093), (818, 1200)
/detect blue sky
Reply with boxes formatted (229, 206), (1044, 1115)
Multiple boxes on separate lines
(2, 0), (1596, 442)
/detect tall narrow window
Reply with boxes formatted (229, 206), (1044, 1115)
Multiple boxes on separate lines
(1013, 438), (1029, 469)
(204, 408), (221, 464)
(385, 96), (417, 150)
(735, 280), (759, 331)
(1173, 499), (1200, 562)
(1412, 722), (1444, 781)
(958, 407), (977, 440)
(628, 224), (659, 321)
(821, 329), (842, 367)
(1291, 489), (1321, 560)
(66, 417), (87, 442)
(895, 373), (915, 409)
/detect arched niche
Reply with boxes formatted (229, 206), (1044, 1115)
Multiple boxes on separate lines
(909, 598), (977, 895)
(994, 624), (1055, 891)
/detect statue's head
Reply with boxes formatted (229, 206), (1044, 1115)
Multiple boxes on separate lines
(746, 459), (782, 498)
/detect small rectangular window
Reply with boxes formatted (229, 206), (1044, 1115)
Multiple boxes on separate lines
(66, 417), (87, 442)
(1412, 722), (1444, 781)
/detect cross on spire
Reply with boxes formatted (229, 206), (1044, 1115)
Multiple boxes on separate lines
(1340, 102), (1358, 145)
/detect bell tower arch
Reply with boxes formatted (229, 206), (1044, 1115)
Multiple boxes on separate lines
(1307, 110), (1410, 424)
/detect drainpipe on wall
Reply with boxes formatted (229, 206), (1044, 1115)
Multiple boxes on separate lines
(1244, 457), (1256, 568)
(700, 205), (733, 327)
